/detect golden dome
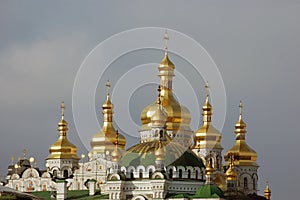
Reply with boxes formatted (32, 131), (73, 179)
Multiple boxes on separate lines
(111, 146), (122, 163)
(48, 102), (79, 160)
(141, 33), (191, 135)
(90, 81), (126, 154)
(225, 164), (237, 181)
(158, 52), (175, 70)
(264, 180), (271, 200)
(225, 101), (258, 166)
(193, 83), (223, 150)
(140, 53), (191, 132)
(111, 131), (123, 162)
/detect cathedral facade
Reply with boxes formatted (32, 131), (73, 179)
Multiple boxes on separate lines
(4, 34), (271, 200)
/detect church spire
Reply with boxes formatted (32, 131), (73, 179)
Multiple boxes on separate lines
(58, 101), (68, 136)
(158, 31), (175, 90)
(90, 81), (126, 155)
(202, 81), (212, 123)
(235, 101), (247, 140)
(48, 102), (79, 160)
(102, 80), (113, 122)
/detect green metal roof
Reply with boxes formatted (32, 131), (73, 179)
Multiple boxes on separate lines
(193, 185), (225, 198)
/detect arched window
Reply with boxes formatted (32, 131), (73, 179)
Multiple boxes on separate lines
(201, 170), (204, 180)
(178, 169), (183, 179)
(253, 178), (256, 190)
(139, 169), (143, 179)
(187, 169), (191, 179)
(130, 170), (134, 179)
(169, 169), (173, 178)
(53, 170), (58, 177)
(149, 169), (153, 178)
(195, 170), (198, 179)
(63, 169), (68, 178)
(159, 130), (163, 138)
(244, 177), (248, 189)
(216, 155), (220, 169)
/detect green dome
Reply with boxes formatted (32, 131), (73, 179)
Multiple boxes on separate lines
(193, 185), (225, 198)
(121, 140), (204, 168)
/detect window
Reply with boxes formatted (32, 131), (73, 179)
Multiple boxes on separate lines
(130, 170), (134, 179)
(244, 177), (248, 189)
(253, 178), (256, 190)
(63, 169), (68, 178)
(149, 169), (153, 178)
(169, 169), (173, 178)
(53, 170), (58, 177)
(195, 170), (198, 179)
(139, 169), (143, 179)
(178, 169), (183, 179)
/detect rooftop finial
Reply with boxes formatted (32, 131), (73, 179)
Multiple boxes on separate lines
(115, 130), (119, 146)
(11, 156), (14, 165)
(164, 30), (169, 55)
(61, 101), (65, 120)
(23, 149), (27, 159)
(106, 80), (111, 98)
(157, 85), (162, 105)
(239, 100), (243, 117)
(205, 81), (210, 98)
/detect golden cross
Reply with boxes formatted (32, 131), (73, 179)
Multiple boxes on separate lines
(106, 80), (111, 96)
(239, 100), (243, 116)
(205, 81), (209, 97)
(11, 156), (14, 164)
(61, 101), (65, 119)
(164, 30), (169, 53)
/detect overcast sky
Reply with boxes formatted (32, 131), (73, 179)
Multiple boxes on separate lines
(1, 1), (299, 199)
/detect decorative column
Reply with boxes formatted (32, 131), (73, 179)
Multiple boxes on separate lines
(56, 180), (67, 200)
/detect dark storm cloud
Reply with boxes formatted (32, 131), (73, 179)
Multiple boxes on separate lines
(0, 1), (299, 199)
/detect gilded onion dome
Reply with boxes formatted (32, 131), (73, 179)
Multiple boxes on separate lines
(225, 154), (237, 181)
(225, 101), (258, 166)
(48, 102), (79, 160)
(90, 81), (126, 154)
(193, 83), (223, 150)
(140, 32), (191, 133)
(111, 131), (122, 163)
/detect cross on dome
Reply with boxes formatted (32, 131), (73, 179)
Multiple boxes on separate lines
(106, 80), (111, 97)
(61, 101), (65, 119)
(205, 81), (210, 98)
(239, 100), (243, 116)
(164, 30), (169, 54)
